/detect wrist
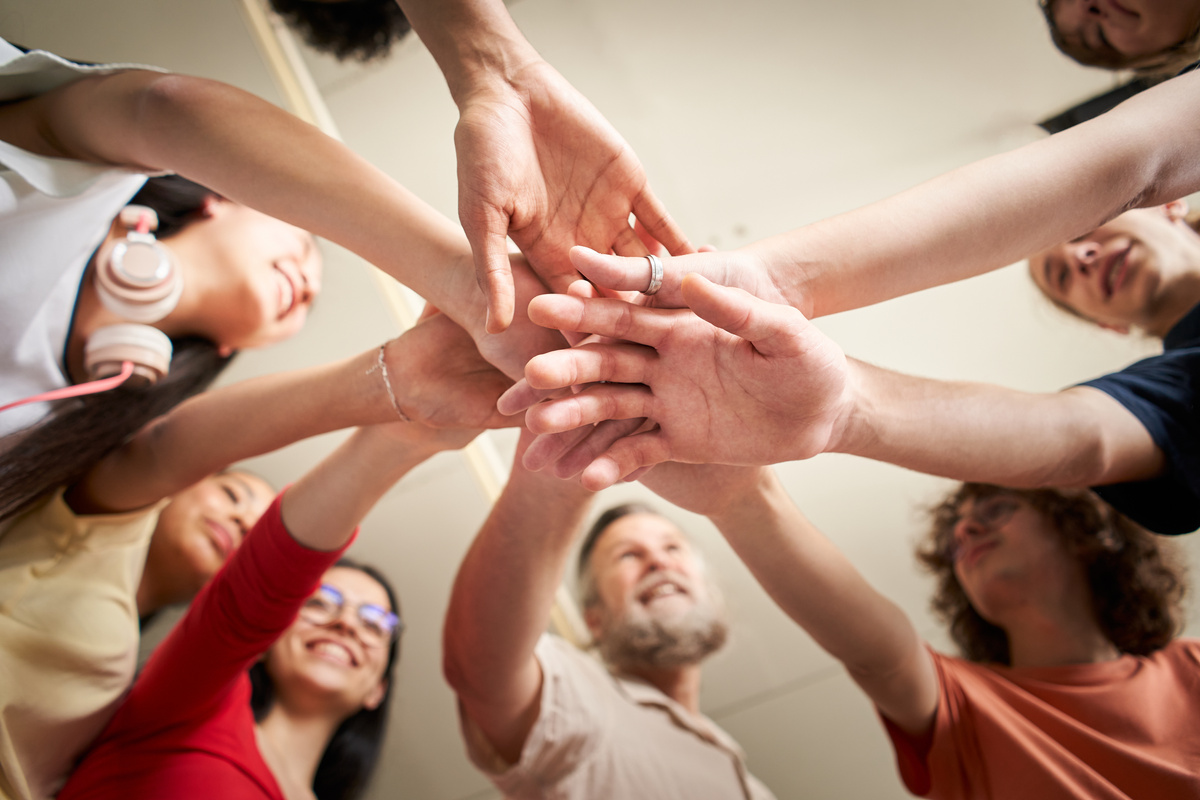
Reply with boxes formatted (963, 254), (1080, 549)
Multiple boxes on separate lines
(825, 358), (871, 458)
(438, 28), (543, 107)
(707, 467), (786, 531)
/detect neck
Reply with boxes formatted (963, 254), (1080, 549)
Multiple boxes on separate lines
(256, 702), (342, 794)
(134, 564), (190, 618)
(619, 662), (704, 714)
(1000, 583), (1119, 668)
(1146, 270), (1200, 338)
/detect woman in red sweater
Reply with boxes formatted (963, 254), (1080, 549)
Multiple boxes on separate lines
(58, 417), (482, 800)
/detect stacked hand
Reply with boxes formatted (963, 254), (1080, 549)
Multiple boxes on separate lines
(455, 58), (692, 332)
(498, 273), (854, 490)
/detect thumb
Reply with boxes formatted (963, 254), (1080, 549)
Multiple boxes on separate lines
(681, 273), (811, 359)
(464, 207), (516, 334)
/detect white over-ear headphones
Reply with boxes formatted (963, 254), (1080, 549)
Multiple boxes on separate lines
(85, 205), (180, 385)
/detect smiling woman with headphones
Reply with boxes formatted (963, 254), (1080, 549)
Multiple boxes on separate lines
(0, 36), (564, 521)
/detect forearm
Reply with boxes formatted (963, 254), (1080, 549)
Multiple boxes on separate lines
(751, 71), (1200, 318)
(443, 467), (594, 723)
(396, 0), (541, 105)
(280, 425), (440, 551)
(707, 469), (933, 729)
(835, 360), (1164, 487)
(0, 70), (480, 315)
(72, 348), (393, 513)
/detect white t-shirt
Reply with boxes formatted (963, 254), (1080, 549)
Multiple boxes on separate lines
(0, 38), (156, 440)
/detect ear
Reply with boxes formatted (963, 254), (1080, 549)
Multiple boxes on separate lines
(361, 677), (388, 712)
(200, 194), (231, 218)
(1163, 199), (1189, 222)
(583, 606), (603, 640)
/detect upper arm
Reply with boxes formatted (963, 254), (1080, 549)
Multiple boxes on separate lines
(0, 70), (169, 170)
(849, 641), (940, 740)
(1060, 386), (1164, 486)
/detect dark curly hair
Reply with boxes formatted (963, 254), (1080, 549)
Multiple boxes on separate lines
(269, 0), (412, 62)
(917, 483), (1186, 665)
(1039, 0), (1200, 78)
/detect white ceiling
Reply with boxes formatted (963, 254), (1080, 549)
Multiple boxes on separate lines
(5, 1), (1200, 798)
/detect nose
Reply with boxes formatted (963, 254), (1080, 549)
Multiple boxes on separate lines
(953, 515), (986, 547)
(1067, 241), (1101, 274)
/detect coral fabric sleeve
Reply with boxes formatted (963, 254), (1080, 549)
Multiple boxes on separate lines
(881, 643), (1200, 800)
(57, 490), (354, 799)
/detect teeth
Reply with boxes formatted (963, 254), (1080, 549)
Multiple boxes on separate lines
(312, 641), (352, 664)
(645, 583), (682, 601)
(280, 272), (295, 314)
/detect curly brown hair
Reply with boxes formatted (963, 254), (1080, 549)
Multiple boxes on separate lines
(917, 483), (1186, 665)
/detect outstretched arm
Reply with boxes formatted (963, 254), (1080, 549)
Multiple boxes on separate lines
(443, 431), (595, 764)
(637, 462), (937, 735)
(70, 311), (514, 514)
(505, 276), (1162, 491)
(565, 69), (1200, 318)
(0, 68), (561, 378)
(396, 0), (691, 332)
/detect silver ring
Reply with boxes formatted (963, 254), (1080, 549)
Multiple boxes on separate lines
(643, 254), (663, 296)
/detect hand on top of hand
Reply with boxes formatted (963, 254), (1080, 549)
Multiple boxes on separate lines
(455, 58), (692, 333)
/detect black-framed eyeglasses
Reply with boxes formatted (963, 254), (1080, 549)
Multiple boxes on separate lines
(299, 583), (403, 645)
(940, 495), (1022, 562)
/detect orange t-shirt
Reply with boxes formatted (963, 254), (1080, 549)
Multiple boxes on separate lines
(883, 641), (1200, 799)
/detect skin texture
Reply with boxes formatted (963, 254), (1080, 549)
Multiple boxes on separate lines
(137, 471), (274, 614)
(503, 273), (1161, 494)
(264, 566), (392, 719)
(443, 431), (596, 764)
(1029, 201), (1200, 336)
(395, 0), (691, 332)
(1050, 0), (1200, 62)
(70, 308), (514, 516)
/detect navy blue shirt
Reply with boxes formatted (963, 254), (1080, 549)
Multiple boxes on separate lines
(1082, 303), (1200, 535)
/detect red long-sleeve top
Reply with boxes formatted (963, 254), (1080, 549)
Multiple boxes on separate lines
(59, 491), (353, 799)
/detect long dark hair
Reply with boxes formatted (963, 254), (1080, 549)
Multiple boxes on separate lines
(918, 484), (1186, 665)
(249, 558), (401, 800)
(0, 176), (233, 521)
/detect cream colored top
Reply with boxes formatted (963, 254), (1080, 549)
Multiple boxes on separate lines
(0, 490), (163, 800)
(461, 635), (777, 800)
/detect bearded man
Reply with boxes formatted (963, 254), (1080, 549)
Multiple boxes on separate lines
(443, 434), (774, 799)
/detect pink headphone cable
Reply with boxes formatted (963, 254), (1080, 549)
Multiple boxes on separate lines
(0, 361), (137, 414)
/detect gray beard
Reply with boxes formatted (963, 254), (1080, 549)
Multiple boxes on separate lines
(596, 601), (729, 672)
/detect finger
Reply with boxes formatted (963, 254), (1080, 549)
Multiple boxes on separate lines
(633, 219), (667, 257)
(611, 222), (650, 258)
(579, 431), (672, 491)
(681, 273), (811, 359)
(462, 205), (517, 334)
(525, 384), (654, 435)
(570, 246), (690, 307)
(527, 293), (680, 348)
(497, 378), (543, 415)
(632, 186), (693, 257)
(524, 342), (653, 391)
(522, 426), (597, 472)
(552, 417), (646, 479)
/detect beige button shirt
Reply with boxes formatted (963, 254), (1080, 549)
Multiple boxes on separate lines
(0, 490), (163, 800)
(462, 635), (777, 800)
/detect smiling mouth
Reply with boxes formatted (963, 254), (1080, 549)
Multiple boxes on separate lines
(639, 580), (689, 604)
(1102, 246), (1131, 300)
(276, 265), (297, 320)
(308, 639), (357, 667)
